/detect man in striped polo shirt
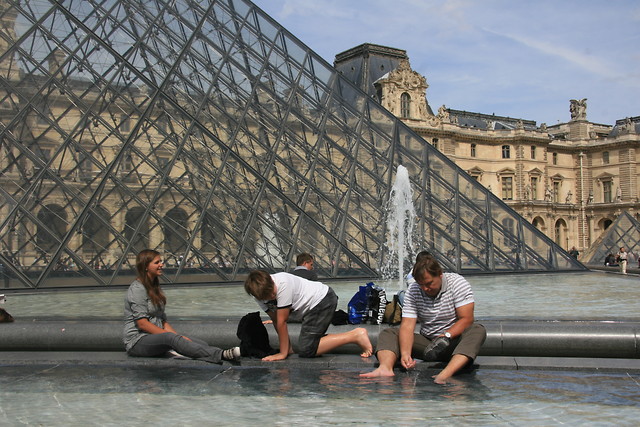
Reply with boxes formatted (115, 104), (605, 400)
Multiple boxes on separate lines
(361, 255), (486, 384)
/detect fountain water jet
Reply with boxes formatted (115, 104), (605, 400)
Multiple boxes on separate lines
(383, 165), (417, 291)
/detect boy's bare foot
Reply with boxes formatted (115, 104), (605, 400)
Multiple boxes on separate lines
(359, 366), (395, 378)
(354, 327), (373, 357)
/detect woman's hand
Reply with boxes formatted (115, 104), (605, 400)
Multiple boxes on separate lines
(135, 318), (166, 334)
(163, 321), (178, 334)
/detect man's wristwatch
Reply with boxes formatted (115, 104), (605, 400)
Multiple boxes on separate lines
(444, 332), (452, 339)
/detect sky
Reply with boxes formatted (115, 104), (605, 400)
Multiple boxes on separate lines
(255, 0), (640, 126)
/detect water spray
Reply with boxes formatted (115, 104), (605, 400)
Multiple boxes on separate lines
(383, 165), (416, 291)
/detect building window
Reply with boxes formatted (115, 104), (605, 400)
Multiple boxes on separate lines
(502, 217), (515, 246)
(164, 208), (189, 255)
(531, 146), (536, 159)
(501, 176), (513, 200)
(123, 153), (133, 172)
(39, 148), (52, 163)
(36, 101), (53, 125)
(83, 205), (110, 256)
(603, 180), (612, 203)
(156, 116), (167, 133)
(501, 145), (510, 159)
(78, 154), (93, 179)
(400, 92), (410, 118)
(120, 114), (130, 133)
(530, 176), (538, 200)
(158, 156), (170, 171)
(471, 144), (476, 157)
(37, 204), (67, 251)
(554, 219), (567, 247)
(432, 138), (439, 150)
(124, 207), (149, 249)
(553, 181), (560, 203)
(552, 152), (558, 165)
(603, 151), (609, 164)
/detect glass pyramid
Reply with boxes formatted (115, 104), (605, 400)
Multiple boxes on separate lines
(0, 0), (585, 289)
(581, 211), (640, 266)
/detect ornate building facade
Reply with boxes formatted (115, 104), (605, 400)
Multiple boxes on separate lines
(336, 44), (640, 256)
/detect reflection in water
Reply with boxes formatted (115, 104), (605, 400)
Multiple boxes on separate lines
(1, 365), (639, 425)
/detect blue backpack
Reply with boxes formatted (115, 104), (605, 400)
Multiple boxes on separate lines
(347, 282), (387, 324)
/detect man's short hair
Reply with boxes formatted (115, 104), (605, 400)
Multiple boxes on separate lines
(244, 270), (275, 300)
(296, 252), (313, 266)
(415, 250), (432, 264)
(412, 255), (443, 282)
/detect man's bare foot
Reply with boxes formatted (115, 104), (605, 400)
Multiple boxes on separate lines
(433, 373), (452, 384)
(354, 327), (373, 357)
(360, 367), (395, 378)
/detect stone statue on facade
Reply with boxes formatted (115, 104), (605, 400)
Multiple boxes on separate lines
(616, 186), (622, 202)
(587, 191), (594, 204)
(437, 105), (450, 123)
(621, 117), (635, 134)
(544, 187), (552, 202)
(570, 98), (587, 121)
(565, 191), (573, 204)
(524, 184), (531, 200)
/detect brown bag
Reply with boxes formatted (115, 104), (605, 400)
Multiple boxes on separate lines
(383, 294), (402, 325)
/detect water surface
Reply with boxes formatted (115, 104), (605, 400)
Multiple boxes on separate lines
(3, 271), (637, 320)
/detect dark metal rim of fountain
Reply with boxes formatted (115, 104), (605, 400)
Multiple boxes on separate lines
(1, 319), (639, 359)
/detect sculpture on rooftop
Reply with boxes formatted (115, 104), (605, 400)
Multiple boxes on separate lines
(570, 98), (587, 121)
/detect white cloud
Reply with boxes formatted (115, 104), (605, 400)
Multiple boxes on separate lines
(255, 0), (640, 124)
(482, 28), (618, 80)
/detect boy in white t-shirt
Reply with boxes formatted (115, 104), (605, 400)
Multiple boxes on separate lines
(244, 270), (373, 360)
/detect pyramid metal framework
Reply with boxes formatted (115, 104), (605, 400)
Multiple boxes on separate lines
(0, 0), (585, 289)
(581, 211), (640, 266)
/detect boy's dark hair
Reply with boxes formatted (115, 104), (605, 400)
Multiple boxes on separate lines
(244, 270), (275, 300)
(296, 252), (313, 266)
(412, 255), (443, 282)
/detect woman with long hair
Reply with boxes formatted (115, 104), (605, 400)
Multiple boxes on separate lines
(123, 249), (240, 363)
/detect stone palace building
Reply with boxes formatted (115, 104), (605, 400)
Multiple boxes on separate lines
(336, 44), (640, 256)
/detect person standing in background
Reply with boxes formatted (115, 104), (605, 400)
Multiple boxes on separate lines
(568, 247), (579, 259)
(617, 247), (628, 274)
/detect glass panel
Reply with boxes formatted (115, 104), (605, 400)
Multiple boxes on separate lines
(0, 0), (584, 289)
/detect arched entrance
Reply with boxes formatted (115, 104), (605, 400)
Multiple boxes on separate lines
(554, 218), (568, 249)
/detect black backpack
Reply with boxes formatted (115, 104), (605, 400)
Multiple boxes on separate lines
(236, 312), (277, 358)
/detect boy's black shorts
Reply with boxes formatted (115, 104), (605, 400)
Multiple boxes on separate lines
(298, 287), (338, 357)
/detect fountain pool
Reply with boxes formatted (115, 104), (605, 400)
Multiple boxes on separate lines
(1, 362), (639, 425)
(1, 271), (639, 426)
